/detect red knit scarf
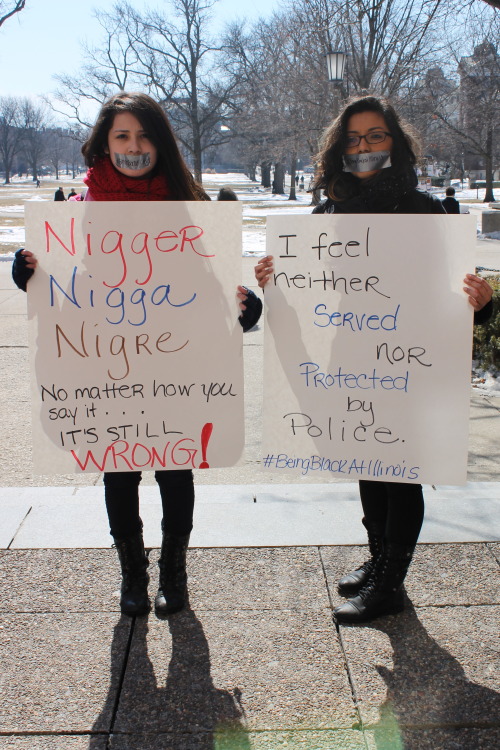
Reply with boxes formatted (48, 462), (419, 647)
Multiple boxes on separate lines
(84, 156), (171, 201)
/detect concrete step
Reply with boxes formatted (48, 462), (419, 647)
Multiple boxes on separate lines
(2, 482), (499, 549)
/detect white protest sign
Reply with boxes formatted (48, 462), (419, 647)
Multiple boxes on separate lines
(263, 214), (476, 485)
(25, 201), (244, 474)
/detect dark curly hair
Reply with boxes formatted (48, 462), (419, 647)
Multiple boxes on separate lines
(82, 92), (207, 201)
(313, 96), (420, 201)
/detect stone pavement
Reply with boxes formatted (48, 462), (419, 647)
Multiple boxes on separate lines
(1, 251), (500, 749)
(1, 543), (499, 749)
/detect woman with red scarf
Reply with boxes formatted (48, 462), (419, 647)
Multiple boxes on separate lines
(13, 92), (261, 619)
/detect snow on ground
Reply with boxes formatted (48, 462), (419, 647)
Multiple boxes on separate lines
(478, 231), (500, 241)
(203, 172), (255, 184)
(1, 204), (24, 213)
(0, 226), (25, 247)
(242, 230), (266, 255)
(472, 369), (500, 397)
(0, 173), (316, 257)
(1, 173), (499, 256)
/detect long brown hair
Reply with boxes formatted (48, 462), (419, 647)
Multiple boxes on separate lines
(313, 95), (420, 201)
(82, 92), (207, 201)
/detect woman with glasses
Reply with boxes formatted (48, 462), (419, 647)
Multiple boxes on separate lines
(255, 95), (492, 623)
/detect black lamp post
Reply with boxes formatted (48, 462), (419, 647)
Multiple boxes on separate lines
(325, 51), (346, 83)
(308, 50), (347, 206)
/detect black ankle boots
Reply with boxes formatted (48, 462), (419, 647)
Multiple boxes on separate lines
(114, 532), (150, 616)
(337, 520), (385, 596)
(155, 531), (191, 617)
(334, 543), (414, 624)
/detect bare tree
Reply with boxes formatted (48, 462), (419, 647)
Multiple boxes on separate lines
(223, 12), (333, 197)
(45, 128), (67, 180)
(223, 17), (293, 193)
(288, 0), (447, 99)
(20, 98), (49, 182)
(421, 6), (499, 201)
(49, 7), (142, 128)
(49, 0), (235, 183)
(442, 45), (498, 201)
(116, 0), (235, 182)
(0, 0), (25, 29)
(0, 96), (23, 183)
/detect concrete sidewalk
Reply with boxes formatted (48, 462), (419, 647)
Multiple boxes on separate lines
(0, 255), (499, 749)
(0, 543), (499, 749)
(1, 482), (500, 549)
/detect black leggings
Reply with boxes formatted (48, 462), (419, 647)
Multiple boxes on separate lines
(358, 480), (424, 547)
(103, 470), (194, 539)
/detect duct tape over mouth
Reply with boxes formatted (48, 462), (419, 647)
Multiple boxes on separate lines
(114, 153), (152, 170)
(343, 151), (391, 173)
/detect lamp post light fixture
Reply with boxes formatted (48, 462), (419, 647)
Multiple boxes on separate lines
(326, 51), (346, 83)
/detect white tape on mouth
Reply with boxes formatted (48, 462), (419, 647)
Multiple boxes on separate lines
(343, 151), (391, 173)
(114, 153), (151, 170)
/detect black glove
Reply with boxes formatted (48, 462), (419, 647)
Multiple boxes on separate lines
(12, 248), (34, 292)
(238, 287), (263, 332)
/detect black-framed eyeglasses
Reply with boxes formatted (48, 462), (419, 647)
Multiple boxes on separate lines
(345, 132), (392, 148)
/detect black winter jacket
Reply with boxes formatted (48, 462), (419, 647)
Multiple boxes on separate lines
(313, 188), (445, 216)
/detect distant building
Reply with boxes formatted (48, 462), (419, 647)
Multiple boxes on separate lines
(458, 42), (500, 182)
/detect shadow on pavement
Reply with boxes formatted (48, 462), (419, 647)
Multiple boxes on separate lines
(365, 602), (500, 750)
(88, 606), (251, 749)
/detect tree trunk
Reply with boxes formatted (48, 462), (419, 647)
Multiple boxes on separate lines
(307, 141), (321, 205)
(192, 142), (203, 184)
(191, 106), (203, 184)
(261, 161), (271, 188)
(273, 162), (285, 194)
(484, 128), (495, 202)
(246, 164), (256, 182)
(289, 153), (297, 200)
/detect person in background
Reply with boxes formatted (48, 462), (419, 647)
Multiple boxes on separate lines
(67, 188), (77, 199)
(217, 186), (238, 201)
(54, 187), (65, 201)
(13, 92), (261, 620)
(441, 186), (461, 214)
(255, 95), (493, 624)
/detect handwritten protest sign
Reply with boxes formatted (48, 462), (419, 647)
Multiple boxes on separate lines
(25, 201), (244, 474)
(263, 214), (476, 485)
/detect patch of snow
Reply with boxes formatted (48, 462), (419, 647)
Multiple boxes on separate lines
(0, 204), (24, 213)
(242, 230), (266, 256)
(478, 231), (500, 241)
(471, 368), (500, 397)
(0, 225), (25, 244)
(204, 172), (256, 184)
